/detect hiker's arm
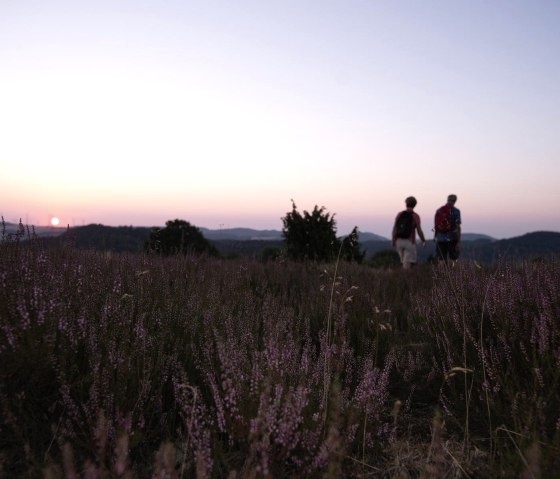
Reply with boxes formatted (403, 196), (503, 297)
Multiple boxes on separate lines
(417, 226), (427, 246)
(456, 224), (461, 242)
(391, 224), (397, 246)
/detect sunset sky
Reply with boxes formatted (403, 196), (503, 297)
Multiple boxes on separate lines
(1, 1), (559, 239)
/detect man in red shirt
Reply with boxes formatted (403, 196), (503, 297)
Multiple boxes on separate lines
(434, 194), (462, 262)
(392, 196), (427, 269)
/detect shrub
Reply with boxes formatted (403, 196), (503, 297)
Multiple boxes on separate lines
(281, 200), (340, 262)
(144, 219), (218, 256)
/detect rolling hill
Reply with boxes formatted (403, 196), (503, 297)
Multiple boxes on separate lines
(361, 231), (560, 264)
(4, 222), (559, 264)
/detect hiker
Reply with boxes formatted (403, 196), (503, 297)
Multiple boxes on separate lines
(392, 196), (427, 269)
(434, 194), (462, 262)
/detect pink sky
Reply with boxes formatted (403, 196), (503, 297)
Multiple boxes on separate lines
(1, 1), (559, 239)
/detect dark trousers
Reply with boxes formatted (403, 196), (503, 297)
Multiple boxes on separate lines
(436, 241), (460, 262)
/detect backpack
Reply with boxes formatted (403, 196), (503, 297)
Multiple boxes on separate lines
(395, 211), (414, 239)
(434, 204), (454, 233)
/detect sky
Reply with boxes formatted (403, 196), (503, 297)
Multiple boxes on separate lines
(1, 1), (559, 239)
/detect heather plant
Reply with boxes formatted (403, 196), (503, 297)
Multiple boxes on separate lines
(0, 238), (403, 477)
(414, 260), (560, 474)
(3, 231), (558, 477)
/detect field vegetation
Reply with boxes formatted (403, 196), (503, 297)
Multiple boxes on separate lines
(1, 226), (559, 477)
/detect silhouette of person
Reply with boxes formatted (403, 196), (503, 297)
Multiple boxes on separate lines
(434, 194), (462, 262)
(392, 196), (427, 269)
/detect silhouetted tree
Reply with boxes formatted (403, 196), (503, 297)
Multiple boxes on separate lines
(144, 219), (218, 256)
(340, 227), (366, 263)
(281, 200), (340, 262)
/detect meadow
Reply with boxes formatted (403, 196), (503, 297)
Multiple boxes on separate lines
(1, 231), (559, 477)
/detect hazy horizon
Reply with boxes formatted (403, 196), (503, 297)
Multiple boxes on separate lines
(4, 214), (559, 241)
(2, 1), (559, 240)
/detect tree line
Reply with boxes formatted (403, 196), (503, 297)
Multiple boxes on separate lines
(145, 200), (366, 263)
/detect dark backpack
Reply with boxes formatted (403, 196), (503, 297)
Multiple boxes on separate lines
(395, 211), (414, 239)
(435, 204), (454, 233)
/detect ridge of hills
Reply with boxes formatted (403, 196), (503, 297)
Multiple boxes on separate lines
(3, 222), (559, 264)
(2, 222), (492, 242)
(198, 227), (391, 242)
(361, 231), (560, 264)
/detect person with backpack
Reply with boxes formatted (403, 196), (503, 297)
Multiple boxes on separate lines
(434, 194), (462, 262)
(392, 196), (427, 269)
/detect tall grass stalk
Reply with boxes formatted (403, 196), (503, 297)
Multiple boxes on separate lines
(436, 259), (472, 448)
(322, 240), (343, 425)
(478, 262), (501, 458)
(497, 426), (537, 479)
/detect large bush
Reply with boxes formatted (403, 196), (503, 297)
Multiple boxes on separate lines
(281, 201), (340, 262)
(144, 219), (218, 257)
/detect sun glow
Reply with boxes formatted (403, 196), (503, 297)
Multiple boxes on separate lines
(50, 217), (60, 226)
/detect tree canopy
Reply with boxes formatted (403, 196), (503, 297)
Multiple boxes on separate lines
(281, 201), (363, 263)
(340, 227), (366, 264)
(144, 219), (218, 257)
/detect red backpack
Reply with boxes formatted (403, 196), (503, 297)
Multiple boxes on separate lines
(434, 204), (454, 233)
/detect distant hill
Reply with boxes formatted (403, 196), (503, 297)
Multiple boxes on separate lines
(199, 227), (282, 241)
(361, 231), (560, 264)
(1, 221), (488, 244)
(462, 231), (560, 263)
(199, 227), (389, 242)
(2, 221), (68, 239)
(40, 224), (153, 253)
(6, 222), (559, 264)
(461, 233), (495, 242)
(355, 231), (390, 242)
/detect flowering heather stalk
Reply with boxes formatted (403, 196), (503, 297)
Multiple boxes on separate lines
(415, 260), (560, 472)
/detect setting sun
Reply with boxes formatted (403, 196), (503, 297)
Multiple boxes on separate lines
(50, 217), (60, 226)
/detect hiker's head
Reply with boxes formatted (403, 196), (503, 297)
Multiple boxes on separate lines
(447, 194), (457, 205)
(405, 196), (417, 208)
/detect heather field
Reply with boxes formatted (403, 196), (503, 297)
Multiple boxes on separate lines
(1, 236), (559, 478)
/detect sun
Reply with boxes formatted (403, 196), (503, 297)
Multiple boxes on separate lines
(50, 216), (60, 226)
